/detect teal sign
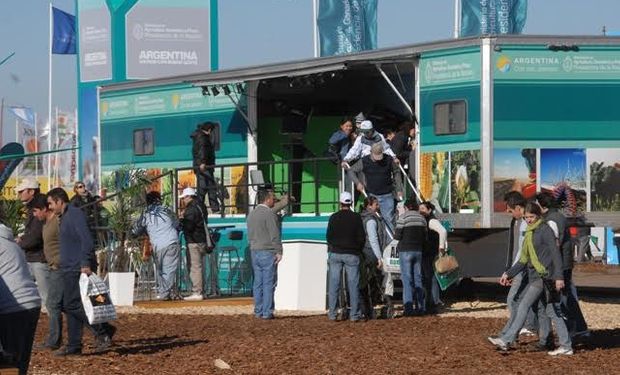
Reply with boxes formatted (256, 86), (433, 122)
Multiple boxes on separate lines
(495, 49), (620, 80)
(420, 51), (481, 87)
(101, 87), (234, 121)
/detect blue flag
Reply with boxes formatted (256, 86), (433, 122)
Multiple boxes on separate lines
(460, 0), (528, 37)
(318, 0), (377, 57)
(52, 7), (76, 54)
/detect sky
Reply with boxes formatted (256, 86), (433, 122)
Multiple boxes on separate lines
(1, 0), (620, 143)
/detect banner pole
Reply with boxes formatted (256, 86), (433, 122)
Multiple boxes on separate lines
(453, 0), (461, 38)
(313, 0), (319, 57)
(48, 2), (53, 189)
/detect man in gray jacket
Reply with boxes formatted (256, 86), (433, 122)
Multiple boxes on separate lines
(0, 222), (41, 374)
(247, 189), (283, 319)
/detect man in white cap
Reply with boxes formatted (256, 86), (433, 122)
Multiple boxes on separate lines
(347, 143), (403, 232)
(15, 178), (50, 310)
(342, 120), (397, 168)
(326, 191), (366, 321)
(179, 187), (214, 300)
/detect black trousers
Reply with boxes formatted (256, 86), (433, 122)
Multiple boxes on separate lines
(195, 167), (221, 211)
(0, 307), (40, 375)
(562, 269), (588, 334)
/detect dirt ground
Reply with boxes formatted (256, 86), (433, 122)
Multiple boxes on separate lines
(29, 304), (620, 375)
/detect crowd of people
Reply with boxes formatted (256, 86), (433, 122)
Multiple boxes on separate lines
(0, 179), (116, 373)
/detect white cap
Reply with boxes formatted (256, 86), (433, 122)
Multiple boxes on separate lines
(16, 178), (39, 192)
(179, 187), (197, 198)
(359, 120), (373, 131)
(339, 191), (353, 204)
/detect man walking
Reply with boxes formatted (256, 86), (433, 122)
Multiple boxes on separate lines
(348, 142), (403, 232)
(46, 188), (115, 356)
(132, 191), (181, 301)
(326, 191), (366, 321)
(247, 189), (283, 319)
(191, 121), (221, 213)
(180, 187), (212, 301)
(15, 178), (49, 308)
(536, 192), (588, 338)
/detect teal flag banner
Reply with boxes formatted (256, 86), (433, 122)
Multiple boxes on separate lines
(460, 0), (527, 37)
(318, 0), (377, 57)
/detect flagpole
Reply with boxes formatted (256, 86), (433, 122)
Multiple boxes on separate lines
(48, 2), (53, 189)
(34, 113), (39, 176)
(54, 107), (59, 186)
(312, 0), (319, 57)
(454, 0), (461, 38)
(15, 119), (19, 184)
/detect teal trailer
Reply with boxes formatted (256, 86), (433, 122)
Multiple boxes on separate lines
(99, 35), (620, 278)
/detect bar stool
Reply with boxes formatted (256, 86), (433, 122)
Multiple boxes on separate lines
(217, 230), (245, 295)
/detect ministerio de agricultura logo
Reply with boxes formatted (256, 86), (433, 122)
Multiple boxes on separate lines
(496, 55), (512, 73)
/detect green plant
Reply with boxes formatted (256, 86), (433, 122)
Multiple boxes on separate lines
(0, 199), (24, 236)
(106, 166), (151, 272)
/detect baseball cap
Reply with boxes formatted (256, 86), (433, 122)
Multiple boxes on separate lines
(179, 187), (197, 198)
(359, 120), (373, 131)
(339, 191), (353, 205)
(16, 178), (39, 192)
(370, 142), (384, 160)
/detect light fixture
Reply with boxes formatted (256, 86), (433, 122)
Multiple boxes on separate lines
(222, 85), (231, 95)
(201, 86), (210, 96)
(211, 86), (220, 96)
(236, 83), (244, 94)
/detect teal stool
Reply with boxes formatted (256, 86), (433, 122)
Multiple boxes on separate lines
(217, 230), (245, 295)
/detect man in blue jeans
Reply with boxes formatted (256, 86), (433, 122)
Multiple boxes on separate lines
(326, 192), (366, 321)
(247, 189), (283, 319)
(394, 198), (427, 315)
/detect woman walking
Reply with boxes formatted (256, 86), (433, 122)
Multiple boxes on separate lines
(488, 202), (572, 356)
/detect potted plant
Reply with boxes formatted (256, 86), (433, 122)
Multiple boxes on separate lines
(101, 166), (151, 306)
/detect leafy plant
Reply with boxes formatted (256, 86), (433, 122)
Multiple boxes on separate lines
(0, 199), (24, 236)
(106, 166), (151, 272)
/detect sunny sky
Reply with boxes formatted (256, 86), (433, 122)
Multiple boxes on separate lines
(1, 0), (620, 142)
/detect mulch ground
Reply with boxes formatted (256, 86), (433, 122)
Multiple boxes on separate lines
(30, 314), (620, 375)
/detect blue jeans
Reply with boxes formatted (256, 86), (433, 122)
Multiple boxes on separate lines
(539, 299), (572, 350)
(369, 193), (395, 233)
(327, 253), (361, 321)
(28, 261), (50, 308)
(45, 270), (64, 347)
(155, 243), (180, 299)
(399, 250), (425, 315)
(251, 250), (278, 318)
(561, 269), (588, 335)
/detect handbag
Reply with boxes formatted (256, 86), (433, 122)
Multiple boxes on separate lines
(434, 248), (459, 274)
(543, 279), (562, 304)
(79, 273), (117, 325)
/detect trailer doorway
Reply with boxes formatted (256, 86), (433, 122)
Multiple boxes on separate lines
(254, 60), (418, 213)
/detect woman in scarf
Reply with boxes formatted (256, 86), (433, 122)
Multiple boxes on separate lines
(488, 202), (572, 356)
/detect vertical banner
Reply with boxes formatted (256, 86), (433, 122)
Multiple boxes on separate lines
(80, 87), (100, 194)
(78, 0), (112, 82)
(125, 0), (212, 79)
(460, 0), (528, 37)
(317, 0), (377, 57)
